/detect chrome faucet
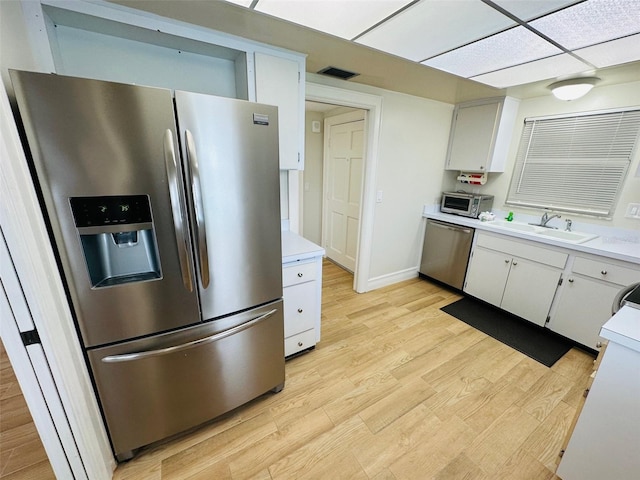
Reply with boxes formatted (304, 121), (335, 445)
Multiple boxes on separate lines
(539, 211), (561, 228)
(530, 211), (562, 228)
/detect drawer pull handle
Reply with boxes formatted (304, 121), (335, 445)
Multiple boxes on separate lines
(298, 341), (303, 347)
(102, 309), (277, 362)
(297, 308), (303, 313)
(297, 273), (303, 278)
(601, 270), (607, 275)
(568, 278), (574, 283)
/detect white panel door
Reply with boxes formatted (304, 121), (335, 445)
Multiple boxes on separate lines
(324, 119), (364, 272)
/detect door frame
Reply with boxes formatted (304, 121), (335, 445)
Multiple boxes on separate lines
(321, 110), (366, 273)
(305, 82), (382, 293)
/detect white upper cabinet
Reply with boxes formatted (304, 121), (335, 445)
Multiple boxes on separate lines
(445, 96), (519, 173)
(255, 52), (305, 170)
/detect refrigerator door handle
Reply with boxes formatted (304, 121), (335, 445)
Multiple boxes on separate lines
(185, 130), (210, 289)
(163, 129), (194, 292)
(101, 309), (278, 363)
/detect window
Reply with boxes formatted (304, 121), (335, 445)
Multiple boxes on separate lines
(506, 108), (640, 218)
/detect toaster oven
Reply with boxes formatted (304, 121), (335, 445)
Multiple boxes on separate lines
(440, 192), (494, 218)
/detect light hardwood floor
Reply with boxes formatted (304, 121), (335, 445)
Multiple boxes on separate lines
(0, 340), (55, 480)
(110, 260), (594, 480)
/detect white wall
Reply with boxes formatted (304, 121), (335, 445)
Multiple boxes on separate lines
(302, 110), (324, 244)
(0, 0), (42, 88)
(368, 90), (453, 279)
(469, 81), (640, 230)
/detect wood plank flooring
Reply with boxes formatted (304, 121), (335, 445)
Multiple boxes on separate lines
(0, 340), (55, 480)
(112, 260), (595, 480)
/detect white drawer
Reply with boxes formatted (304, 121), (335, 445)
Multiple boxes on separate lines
(282, 260), (317, 287)
(284, 329), (316, 357)
(283, 281), (317, 337)
(476, 231), (568, 268)
(572, 256), (640, 286)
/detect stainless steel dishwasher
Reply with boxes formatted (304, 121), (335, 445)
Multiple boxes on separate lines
(419, 219), (474, 290)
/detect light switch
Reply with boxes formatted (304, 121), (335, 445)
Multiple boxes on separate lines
(376, 190), (383, 203)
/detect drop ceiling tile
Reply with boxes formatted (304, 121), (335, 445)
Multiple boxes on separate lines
(470, 53), (592, 88)
(253, 0), (413, 40)
(530, 0), (640, 50)
(492, 0), (581, 22)
(574, 34), (640, 68)
(422, 26), (562, 78)
(356, 0), (516, 62)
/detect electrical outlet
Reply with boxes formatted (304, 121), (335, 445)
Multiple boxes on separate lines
(625, 203), (640, 219)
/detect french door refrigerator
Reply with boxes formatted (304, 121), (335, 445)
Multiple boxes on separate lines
(11, 70), (285, 461)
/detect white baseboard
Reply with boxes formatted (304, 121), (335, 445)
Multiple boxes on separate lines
(363, 267), (419, 292)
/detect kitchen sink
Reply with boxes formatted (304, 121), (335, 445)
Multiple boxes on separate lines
(489, 220), (541, 233)
(535, 229), (599, 244)
(485, 220), (598, 244)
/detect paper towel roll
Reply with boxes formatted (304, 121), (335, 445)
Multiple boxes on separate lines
(457, 172), (487, 185)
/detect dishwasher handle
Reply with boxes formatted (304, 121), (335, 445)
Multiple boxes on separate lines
(428, 219), (473, 235)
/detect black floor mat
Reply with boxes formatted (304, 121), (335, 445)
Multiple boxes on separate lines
(441, 297), (573, 367)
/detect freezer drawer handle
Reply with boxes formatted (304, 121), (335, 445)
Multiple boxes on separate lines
(185, 130), (210, 289)
(101, 309), (278, 363)
(163, 129), (194, 292)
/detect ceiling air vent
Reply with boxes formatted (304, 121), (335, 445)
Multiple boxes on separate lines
(317, 66), (359, 80)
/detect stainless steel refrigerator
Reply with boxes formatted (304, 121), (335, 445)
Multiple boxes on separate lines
(11, 70), (285, 461)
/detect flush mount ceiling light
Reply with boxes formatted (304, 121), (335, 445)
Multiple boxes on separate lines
(548, 77), (600, 101)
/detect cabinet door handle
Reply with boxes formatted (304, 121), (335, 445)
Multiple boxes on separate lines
(512, 261), (518, 266)
(297, 273), (304, 278)
(504, 259), (510, 264)
(601, 270), (607, 275)
(568, 278), (574, 283)
(297, 308), (303, 313)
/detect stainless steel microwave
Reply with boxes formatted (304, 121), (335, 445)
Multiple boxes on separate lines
(440, 192), (494, 218)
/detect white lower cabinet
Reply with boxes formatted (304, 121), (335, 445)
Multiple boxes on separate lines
(548, 255), (640, 349)
(282, 257), (322, 357)
(464, 232), (567, 327)
(500, 257), (562, 326)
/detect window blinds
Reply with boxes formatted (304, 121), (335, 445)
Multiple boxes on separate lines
(506, 108), (640, 218)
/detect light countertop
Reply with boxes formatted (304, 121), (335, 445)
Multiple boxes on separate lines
(281, 231), (325, 264)
(423, 210), (640, 265)
(601, 305), (640, 353)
